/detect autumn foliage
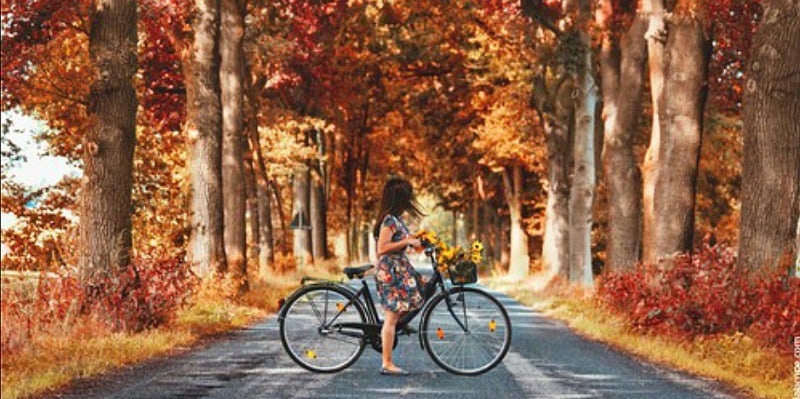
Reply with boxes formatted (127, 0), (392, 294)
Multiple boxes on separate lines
(1, 257), (195, 356)
(598, 243), (800, 354)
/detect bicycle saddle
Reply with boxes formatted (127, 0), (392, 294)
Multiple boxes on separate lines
(343, 264), (374, 280)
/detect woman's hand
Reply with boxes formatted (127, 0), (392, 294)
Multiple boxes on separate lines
(405, 238), (421, 248)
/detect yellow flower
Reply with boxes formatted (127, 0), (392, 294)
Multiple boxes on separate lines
(441, 246), (456, 261)
(471, 253), (482, 263)
(471, 241), (483, 252)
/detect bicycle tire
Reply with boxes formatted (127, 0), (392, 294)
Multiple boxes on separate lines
(421, 286), (511, 375)
(279, 284), (367, 373)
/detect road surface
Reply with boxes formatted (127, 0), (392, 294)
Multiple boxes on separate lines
(48, 270), (744, 399)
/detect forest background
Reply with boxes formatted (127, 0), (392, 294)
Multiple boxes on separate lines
(1, 0), (798, 398)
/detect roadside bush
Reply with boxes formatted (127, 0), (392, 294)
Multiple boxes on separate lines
(597, 243), (800, 354)
(1, 256), (196, 357)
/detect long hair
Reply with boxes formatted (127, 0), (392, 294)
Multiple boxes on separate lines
(372, 177), (424, 239)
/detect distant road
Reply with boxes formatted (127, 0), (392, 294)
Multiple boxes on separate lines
(49, 272), (744, 399)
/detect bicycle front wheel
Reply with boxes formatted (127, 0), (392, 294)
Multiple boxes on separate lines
(279, 285), (367, 373)
(421, 286), (511, 375)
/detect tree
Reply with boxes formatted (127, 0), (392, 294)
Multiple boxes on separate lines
(79, 0), (138, 284)
(641, 0), (667, 264)
(502, 165), (530, 278)
(292, 165), (313, 267)
(651, 3), (711, 260)
(598, 0), (646, 272)
(310, 130), (329, 261)
(185, 0), (227, 276)
(739, 2), (800, 271)
(561, 0), (598, 287)
(220, 0), (247, 290)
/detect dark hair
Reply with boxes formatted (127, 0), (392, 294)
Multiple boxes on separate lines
(373, 177), (424, 239)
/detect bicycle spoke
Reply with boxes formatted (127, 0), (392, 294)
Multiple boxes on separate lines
(280, 286), (366, 372)
(423, 288), (511, 375)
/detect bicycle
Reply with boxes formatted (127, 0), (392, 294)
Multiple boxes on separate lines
(277, 239), (512, 376)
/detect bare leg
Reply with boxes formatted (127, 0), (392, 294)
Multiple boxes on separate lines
(381, 309), (400, 369)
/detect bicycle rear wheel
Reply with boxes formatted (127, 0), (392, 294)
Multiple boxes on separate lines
(421, 286), (511, 375)
(279, 285), (366, 373)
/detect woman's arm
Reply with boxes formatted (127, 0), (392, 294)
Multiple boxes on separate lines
(376, 226), (419, 257)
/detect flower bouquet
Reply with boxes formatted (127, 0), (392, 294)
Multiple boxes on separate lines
(415, 229), (483, 285)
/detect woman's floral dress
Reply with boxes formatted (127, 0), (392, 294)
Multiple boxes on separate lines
(375, 214), (424, 312)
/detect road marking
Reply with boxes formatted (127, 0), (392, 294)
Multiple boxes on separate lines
(503, 350), (592, 398)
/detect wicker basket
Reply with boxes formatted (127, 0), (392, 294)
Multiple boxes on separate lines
(449, 260), (478, 285)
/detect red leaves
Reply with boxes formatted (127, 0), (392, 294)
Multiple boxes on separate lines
(598, 243), (799, 354)
(1, 256), (197, 356)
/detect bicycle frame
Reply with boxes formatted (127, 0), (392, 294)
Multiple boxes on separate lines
(316, 245), (469, 351)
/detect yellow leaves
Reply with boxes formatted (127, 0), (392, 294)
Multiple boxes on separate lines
(257, 114), (334, 178)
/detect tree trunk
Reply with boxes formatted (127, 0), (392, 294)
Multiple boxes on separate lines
(185, 0), (226, 277)
(360, 223), (370, 262)
(310, 171), (327, 261)
(220, 0), (246, 291)
(244, 73), (275, 273)
(80, 0), (138, 285)
(451, 211), (458, 245)
(503, 165), (530, 279)
(539, 96), (573, 281)
(310, 129), (328, 261)
(739, 5), (800, 272)
(568, 27), (598, 287)
(641, 0), (666, 264)
(471, 184), (481, 242)
(243, 134), (259, 265)
(601, 15), (647, 271)
(256, 172), (274, 274)
(270, 179), (289, 253)
(652, 17), (711, 259)
(499, 217), (510, 270)
(796, 217), (800, 276)
(292, 166), (312, 267)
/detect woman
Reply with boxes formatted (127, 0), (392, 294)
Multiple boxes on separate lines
(373, 177), (425, 376)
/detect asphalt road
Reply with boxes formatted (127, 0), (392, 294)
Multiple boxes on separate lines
(48, 268), (744, 399)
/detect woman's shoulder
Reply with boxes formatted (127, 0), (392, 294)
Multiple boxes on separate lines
(382, 214), (398, 227)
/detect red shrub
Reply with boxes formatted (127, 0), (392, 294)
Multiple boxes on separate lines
(81, 257), (198, 332)
(1, 256), (196, 356)
(597, 243), (799, 353)
(747, 272), (800, 351)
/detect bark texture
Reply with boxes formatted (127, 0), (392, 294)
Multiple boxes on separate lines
(534, 71), (573, 280)
(652, 18), (711, 259)
(739, 3), (800, 272)
(310, 174), (327, 261)
(220, 0), (246, 290)
(310, 130), (328, 261)
(601, 16), (647, 271)
(503, 165), (530, 279)
(186, 0), (226, 276)
(541, 112), (572, 279)
(245, 74), (275, 272)
(292, 166), (313, 267)
(568, 27), (597, 287)
(243, 138), (259, 265)
(641, 0), (667, 264)
(80, 0), (138, 283)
